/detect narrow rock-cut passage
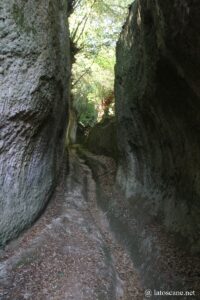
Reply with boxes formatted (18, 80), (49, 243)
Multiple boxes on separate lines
(1, 1), (200, 298)
(78, 149), (200, 298)
(0, 150), (143, 300)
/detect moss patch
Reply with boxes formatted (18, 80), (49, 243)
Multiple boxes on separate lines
(13, 253), (38, 270)
(12, 3), (36, 34)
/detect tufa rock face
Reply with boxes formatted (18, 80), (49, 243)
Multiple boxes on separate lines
(115, 0), (200, 252)
(0, 0), (71, 245)
(86, 117), (118, 161)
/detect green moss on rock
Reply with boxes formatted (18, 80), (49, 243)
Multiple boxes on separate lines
(12, 3), (36, 34)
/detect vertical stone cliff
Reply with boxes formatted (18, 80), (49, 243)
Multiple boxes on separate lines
(115, 0), (200, 252)
(0, 0), (71, 245)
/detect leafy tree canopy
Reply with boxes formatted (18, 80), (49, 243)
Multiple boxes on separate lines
(69, 0), (132, 126)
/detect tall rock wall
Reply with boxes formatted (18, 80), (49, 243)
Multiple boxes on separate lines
(0, 0), (71, 245)
(86, 117), (118, 161)
(115, 0), (200, 252)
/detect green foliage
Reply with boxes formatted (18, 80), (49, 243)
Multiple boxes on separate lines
(70, 0), (132, 126)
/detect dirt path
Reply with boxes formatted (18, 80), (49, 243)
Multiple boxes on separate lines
(0, 150), (143, 300)
(79, 149), (200, 300)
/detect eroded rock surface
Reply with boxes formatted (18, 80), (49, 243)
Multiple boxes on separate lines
(80, 149), (200, 298)
(0, 0), (70, 245)
(0, 151), (143, 300)
(115, 0), (200, 252)
(86, 117), (118, 161)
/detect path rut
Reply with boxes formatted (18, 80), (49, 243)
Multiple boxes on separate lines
(0, 150), (143, 300)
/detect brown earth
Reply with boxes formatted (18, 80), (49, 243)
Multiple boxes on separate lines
(0, 149), (143, 300)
